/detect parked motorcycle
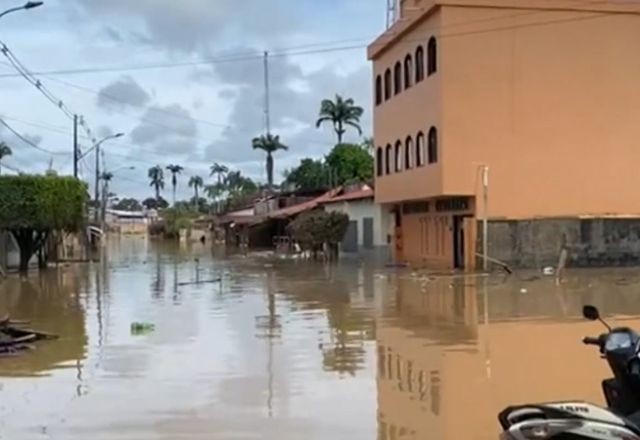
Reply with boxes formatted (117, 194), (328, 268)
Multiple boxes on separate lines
(498, 305), (640, 439)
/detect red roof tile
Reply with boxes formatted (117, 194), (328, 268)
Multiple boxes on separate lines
(321, 188), (374, 204)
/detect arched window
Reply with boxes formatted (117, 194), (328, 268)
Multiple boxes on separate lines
(428, 37), (437, 76)
(385, 144), (392, 174)
(395, 140), (403, 172)
(394, 62), (402, 95)
(416, 132), (425, 167)
(428, 127), (438, 164)
(376, 147), (384, 176)
(384, 69), (392, 100)
(405, 136), (414, 170)
(415, 46), (425, 82)
(375, 76), (382, 106)
(404, 55), (413, 89)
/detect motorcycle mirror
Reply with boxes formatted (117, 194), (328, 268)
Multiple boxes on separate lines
(583, 305), (600, 321)
(583, 305), (612, 331)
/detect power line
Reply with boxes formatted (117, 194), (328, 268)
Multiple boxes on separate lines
(0, 1), (630, 80)
(0, 118), (70, 156)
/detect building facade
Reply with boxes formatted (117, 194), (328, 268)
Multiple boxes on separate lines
(321, 186), (392, 259)
(370, 0), (640, 269)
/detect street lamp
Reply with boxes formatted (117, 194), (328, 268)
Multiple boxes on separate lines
(0, 2), (44, 19)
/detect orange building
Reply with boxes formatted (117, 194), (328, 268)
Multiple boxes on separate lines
(370, 0), (640, 269)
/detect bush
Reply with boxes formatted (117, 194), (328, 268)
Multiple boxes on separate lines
(287, 210), (349, 258)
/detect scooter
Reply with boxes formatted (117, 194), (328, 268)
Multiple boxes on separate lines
(498, 305), (640, 439)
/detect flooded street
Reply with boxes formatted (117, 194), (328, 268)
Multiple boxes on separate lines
(2, 238), (640, 439)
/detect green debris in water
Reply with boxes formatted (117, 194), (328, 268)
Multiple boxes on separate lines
(130, 322), (155, 335)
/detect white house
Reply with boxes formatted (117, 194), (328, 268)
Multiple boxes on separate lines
(321, 185), (391, 259)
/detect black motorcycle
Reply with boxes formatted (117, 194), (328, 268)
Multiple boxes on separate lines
(498, 305), (640, 439)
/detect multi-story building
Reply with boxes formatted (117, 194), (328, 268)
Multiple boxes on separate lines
(370, 0), (640, 269)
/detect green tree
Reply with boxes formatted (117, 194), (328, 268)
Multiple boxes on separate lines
(210, 162), (229, 186)
(113, 198), (142, 211)
(225, 170), (258, 210)
(188, 176), (204, 211)
(142, 197), (168, 210)
(316, 95), (364, 144)
(166, 164), (184, 206)
(0, 175), (86, 272)
(325, 143), (374, 186)
(252, 134), (289, 189)
(287, 211), (350, 260)
(148, 165), (164, 203)
(0, 142), (12, 175)
(284, 158), (329, 191)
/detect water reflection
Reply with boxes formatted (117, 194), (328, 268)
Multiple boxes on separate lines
(2, 239), (640, 439)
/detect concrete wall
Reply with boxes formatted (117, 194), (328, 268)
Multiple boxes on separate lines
(485, 218), (640, 268)
(324, 199), (391, 249)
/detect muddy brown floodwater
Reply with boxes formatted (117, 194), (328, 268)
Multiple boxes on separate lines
(2, 237), (640, 439)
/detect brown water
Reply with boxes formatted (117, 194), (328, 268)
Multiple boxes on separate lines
(2, 237), (640, 439)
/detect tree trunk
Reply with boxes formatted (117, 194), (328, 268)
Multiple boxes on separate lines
(266, 153), (274, 190)
(336, 121), (344, 145)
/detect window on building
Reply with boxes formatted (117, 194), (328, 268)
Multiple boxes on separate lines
(376, 147), (384, 176)
(428, 37), (437, 76)
(394, 62), (402, 95)
(395, 140), (403, 172)
(375, 76), (382, 106)
(428, 127), (438, 164)
(416, 131), (425, 166)
(385, 144), (392, 174)
(384, 69), (392, 100)
(415, 46), (425, 82)
(404, 55), (413, 89)
(405, 136), (414, 170)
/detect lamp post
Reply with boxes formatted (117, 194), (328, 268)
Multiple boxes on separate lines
(0, 2), (43, 19)
(88, 133), (124, 222)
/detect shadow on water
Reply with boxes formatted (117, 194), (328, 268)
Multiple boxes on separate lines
(1, 238), (640, 439)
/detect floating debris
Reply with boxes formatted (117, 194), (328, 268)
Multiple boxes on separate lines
(0, 315), (58, 357)
(130, 322), (155, 335)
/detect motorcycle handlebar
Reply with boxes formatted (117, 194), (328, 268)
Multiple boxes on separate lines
(583, 336), (601, 346)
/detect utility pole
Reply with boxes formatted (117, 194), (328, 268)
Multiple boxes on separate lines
(94, 143), (100, 223)
(73, 114), (78, 178)
(482, 165), (489, 272)
(263, 51), (271, 135)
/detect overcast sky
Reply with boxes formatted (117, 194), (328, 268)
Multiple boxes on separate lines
(0, 0), (385, 200)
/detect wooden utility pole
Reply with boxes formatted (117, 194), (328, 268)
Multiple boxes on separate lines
(73, 114), (78, 178)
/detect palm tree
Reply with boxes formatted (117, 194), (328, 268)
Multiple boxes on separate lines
(0, 142), (12, 175)
(210, 162), (229, 186)
(316, 95), (364, 144)
(166, 164), (184, 206)
(252, 134), (289, 190)
(100, 172), (114, 223)
(188, 175), (204, 210)
(148, 165), (164, 204)
(362, 137), (374, 153)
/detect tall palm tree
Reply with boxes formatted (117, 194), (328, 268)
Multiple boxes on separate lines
(148, 165), (164, 204)
(0, 142), (12, 175)
(210, 162), (229, 186)
(316, 95), (364, 144)
(252, 134), (289, 190)
(166, 164), (184, 206)
(188, 175), (204, 210)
